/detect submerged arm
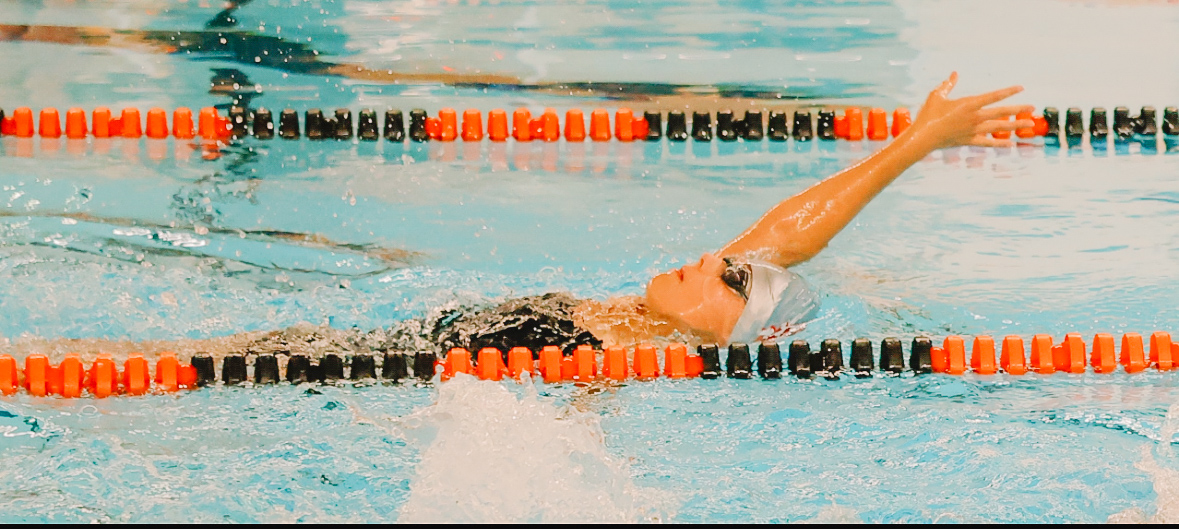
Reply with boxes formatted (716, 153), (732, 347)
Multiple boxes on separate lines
(719, 73), (1035, 268)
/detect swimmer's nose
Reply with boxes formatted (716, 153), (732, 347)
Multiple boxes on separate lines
(700, 253), (726, 274)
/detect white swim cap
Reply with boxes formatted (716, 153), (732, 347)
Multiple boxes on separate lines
(728, 260), (819, 343)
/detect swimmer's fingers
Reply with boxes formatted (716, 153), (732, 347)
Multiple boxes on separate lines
(933, 71), (959, 98)
(978, 105), (1035, 121)
(968, 135), (1014, 148)
(974, 118), (1035, 135)
(966, 85), (1024, 107)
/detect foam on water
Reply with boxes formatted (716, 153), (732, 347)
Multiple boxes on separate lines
(1109, 403), (1179, 524)
(391, 375), (667, 523)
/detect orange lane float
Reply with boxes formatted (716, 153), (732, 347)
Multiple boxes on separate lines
(476, 347), (503, 381)
(1000, 335), (1027, 375)
(437, 108), (458, 142)
(47, 364), (63, 396)
(663, 343), (688, 379)
(602, 345), (628, 381)
(198, 107), (219, 140)
(845, 107), (864, 141)
(88, 354), (118, 398)
(146, 108), (169, 139)
(615, 108), (634, 142)
(1151, 331), (1174, 371)
(540, 109), (560, 141)
(867, 108), (888, 141)
(173, 108), (195, 139)
(833, 113), (849, 139)
(13, 107), (34, 138)
(0, 355), (18, 395)
(538, 345), (562, 383)
(93, 107), (114, 138)
(512, 108), (531, 141)
(66, 108), (87, 139)
(120, 107), (142, 138)
(506, 346), (535, 379)
(559, 354), (576, 381)
(930, 343), (947, 374)
(155, 352), (180, 392)
(633, 343), (659, 380)
(1032, 115), (1049, 136)
(25, 354), (50, 397)
(527, 116), (544, 141)
(970, 336), (997, 375)
(461, 109), (483, 142)
(38, 108), (61, 138)
(425, 117), (441, 140)
(442, 347), (473, 381)
(123, 354), (150, 395)
(943, 336), (967, 375)
(1121, 333), (1147, 373)
(1030, 334), (1056, 374)
(571, 345), (597, 382)
(631, 114), (649, 139)
(1091, 333), (1117, 374)
(177, 363), (197, 389)
(60, 354), (84, 398)
(891, 108), (911, 137)
(564, 109), (586, 141)
(1055, 333), (1087, 374)
(590, 108), (611, 142)
(487, 109), (508, 141)
(686, 353), (704, 378)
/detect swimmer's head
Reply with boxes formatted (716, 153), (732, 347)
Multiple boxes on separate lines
(644, 252), (747, 344)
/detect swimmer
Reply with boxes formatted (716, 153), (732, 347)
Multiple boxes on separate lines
(4, 74), (1034, 361)
(637, 73), (1033, 345)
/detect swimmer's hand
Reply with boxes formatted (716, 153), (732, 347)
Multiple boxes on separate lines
(907, 72), (1035, 150)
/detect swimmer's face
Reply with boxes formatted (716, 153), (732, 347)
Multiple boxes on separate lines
(645, 252), (746, 344)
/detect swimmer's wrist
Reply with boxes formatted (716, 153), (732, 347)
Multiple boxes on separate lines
(889, 126), (940, 161)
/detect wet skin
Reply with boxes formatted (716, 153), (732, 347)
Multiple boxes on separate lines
(645, 253), (746, 344)
(644, 73), (1035, 343)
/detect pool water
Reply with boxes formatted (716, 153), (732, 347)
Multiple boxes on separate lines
(3, 0), (1179, 523)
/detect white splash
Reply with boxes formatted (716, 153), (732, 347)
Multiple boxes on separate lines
(394, 375), (665, 523)
(802, 503), (863, 524)
(1109, 403), (1179, 523)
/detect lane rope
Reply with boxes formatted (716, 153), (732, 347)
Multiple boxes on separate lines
(2, 105), (1175, 145)
(1, 331), (1175, 397)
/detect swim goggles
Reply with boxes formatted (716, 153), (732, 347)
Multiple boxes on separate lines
(727, 259), (820, 343)
(721, 257), (752, 301)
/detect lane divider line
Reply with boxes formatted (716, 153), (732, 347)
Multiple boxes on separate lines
(2, 331), (1178, 397)
(3, 105), (1176, 145)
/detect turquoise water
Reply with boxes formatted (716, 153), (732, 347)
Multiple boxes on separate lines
(3, 0), (1179, 522)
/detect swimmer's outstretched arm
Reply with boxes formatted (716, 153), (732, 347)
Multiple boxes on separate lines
(719, 73), (1034, 267)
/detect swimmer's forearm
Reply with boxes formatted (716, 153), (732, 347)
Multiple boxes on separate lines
(719, 132), (934, 265)
(720, 74), (1032, 267)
